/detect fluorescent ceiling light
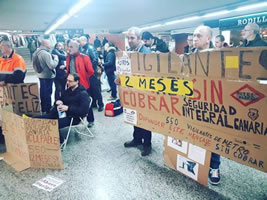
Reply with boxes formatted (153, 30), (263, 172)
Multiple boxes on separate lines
(141, 24), (163, 30)
(45, 0), (92, 34)
(235, 2), (267, 11)
(203, 10), (230, 18)
(165, 16), (200, 25)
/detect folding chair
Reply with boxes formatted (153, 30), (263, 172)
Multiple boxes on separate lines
(61, 96), (94, 150)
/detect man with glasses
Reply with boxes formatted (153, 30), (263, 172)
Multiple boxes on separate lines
(184, 34), (195, 53)
(240, 23), (267, 47)
(35, 73), (90, 143)
(66, 40), (95, 127)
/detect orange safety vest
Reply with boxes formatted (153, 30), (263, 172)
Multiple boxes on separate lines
(0, 51), (26, 74)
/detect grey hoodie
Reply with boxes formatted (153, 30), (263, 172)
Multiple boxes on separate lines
(33, 47), (59, 79)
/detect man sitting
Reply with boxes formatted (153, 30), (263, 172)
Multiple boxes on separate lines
(35, 73), (90, 143)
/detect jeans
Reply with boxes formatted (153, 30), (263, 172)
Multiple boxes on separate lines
(106, 72), (117, 98)
(89, 75), (104, 108)
(210, 153), (221, 169)
(54, 79), (66, 101)
(133, 126), (152, 147)
(39, 78), (54, 113)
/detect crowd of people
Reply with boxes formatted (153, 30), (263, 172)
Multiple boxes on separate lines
(0, 22), (266, 186)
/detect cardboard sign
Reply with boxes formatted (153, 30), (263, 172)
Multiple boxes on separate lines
(119, 48), (267, 173)
(164, 136), (211, 186)
(0, 111), (63, 171)
(127, 48), (267, 81)
(0, 83), (40, 117)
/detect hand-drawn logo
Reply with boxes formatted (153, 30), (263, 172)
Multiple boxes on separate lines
(179, 161), (196, 175)
(230, 84), (265, 106)
(248, 108), (259, 121)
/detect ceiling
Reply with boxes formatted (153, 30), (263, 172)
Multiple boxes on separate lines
(0, 0), (265, 33)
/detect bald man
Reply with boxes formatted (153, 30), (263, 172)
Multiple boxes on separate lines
(240, 23), (267, 47)
(33, 39), (59, 114)
(193, 25), (214, 51)
(80, 36), (104, 112)
(193, 25), (223, 185)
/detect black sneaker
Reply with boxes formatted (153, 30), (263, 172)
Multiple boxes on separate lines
(209, 168), (221, 185)
(141, 146), (152, 156)
(124, 140), (142, 148)
(98, 106), (104, 112)
(88, 122), (94, 128)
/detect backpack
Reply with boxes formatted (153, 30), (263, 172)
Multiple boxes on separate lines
(32, 49), (44, 73)
(105, 99), (123, 117)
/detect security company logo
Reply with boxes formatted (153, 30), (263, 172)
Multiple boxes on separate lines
(231, 84), (265, 107)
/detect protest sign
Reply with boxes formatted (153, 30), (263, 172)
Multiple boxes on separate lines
(0, 83), (40, 117)
(0, 111), (63, 171)
(118, 47), (267, 173)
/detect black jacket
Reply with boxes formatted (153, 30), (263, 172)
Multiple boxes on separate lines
(184, 45), (195, 54)
(51, 84), (89, 119)
(241, 34), (267, 47)
(103, 47), (116, 74)
(150, 37), (169, 53)
(80, 43), (98, 73)
(52, 48), (66, 80)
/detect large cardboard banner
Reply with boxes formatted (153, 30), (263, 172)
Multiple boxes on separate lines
(118, 48), (267, 173)
(0, 111), (63, 171)
(0, 83), (40, 117)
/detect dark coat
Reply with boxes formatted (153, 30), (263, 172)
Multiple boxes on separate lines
(80, 43), (98, 73)
(51, 84), (90, 119)
(240, 34), (267, 47)
(103, 47), (116, 74)
(52, 48), (66, 80)
(151, 37), (169, 53)
(184, 45), (195, 54)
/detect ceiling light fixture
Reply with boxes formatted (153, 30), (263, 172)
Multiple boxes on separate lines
(203, 10), (230, 18)
(165, 16), (200, 26)
(45, 0), (92, 34)
(235, 2), (267, 12)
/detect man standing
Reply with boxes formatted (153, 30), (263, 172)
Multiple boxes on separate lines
(80, 36), (104, 111)
(52, 42), (67, 100)
(141, 31), (169, 53)
(0, 37), (27, 145)
(184, 34), (195, 53)
(124, 27), (152, 156)
(33, 39), (58, 114)
(35, 73), (90, 143)
(0, 38), (26, 85)
(240, 23), (267, 47)
(193, 25), (220, 185)
(103, 42), (117, 100)
(65, 40), (95, 127)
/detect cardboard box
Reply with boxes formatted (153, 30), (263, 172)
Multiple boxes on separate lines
(164, 136), (211, 186)
(118, 48), (267, 173)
